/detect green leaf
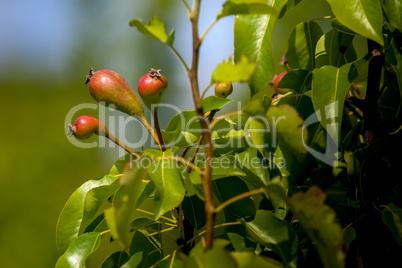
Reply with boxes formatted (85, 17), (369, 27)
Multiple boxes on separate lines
(101, 251), (130, 268)
(129, 230), (162, 268)
(286, 21), (323, 71)
(265, 104), (308, 160)
(56, 175), (119, 253)
(242, 91), (273, 116)
(129, 17), (175, 46)
(109, 154), (135, 176)
(182, 195), (206, 230)
(231, 252), (285, 267)
(162, 96), (232, 148)
(279, 0), (302, 18)
(220, 232), (254, 252)
(386, 39), (402, 101)
(288, 186), (345, 268)
(315, 29), (357, 68)
(186, 239), (237, 268)
(311, 58), (367, 145)
(382, 203), (402, 245)
(343, 226), (356, 252)
(55, 232), (101, 268)
(241, 210), (299, 266)
(277, 69), (311, 94)
(147, 149), (185, 219)
(189, 157), (246, 184)
(383, 0), (402, 30)
(214, 176), (256, 221)
(234, 0), (287, 95)
(326, 0), (384, 45)
(331, 19), (357, 36)
(121, 252), (143, 268)
(105, 157), (150, 248)
(217, 0), (278, 20)
(264, 178), (288, 220)
(211, 56), (256, 83)
(244, 116), (270, 158)
(234, 147), (270, 188)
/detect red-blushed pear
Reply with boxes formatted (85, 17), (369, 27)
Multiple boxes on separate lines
(85, 68), (145, 118)
(137, 68), (168, 110)
(68, 116), (139, 158)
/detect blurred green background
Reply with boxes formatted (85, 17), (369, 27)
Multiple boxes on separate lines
(0, 0), (335, 267)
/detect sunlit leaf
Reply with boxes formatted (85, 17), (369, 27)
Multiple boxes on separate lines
(288, 186), (345, 268)
(121, 252), (143, 268)
(55, 232), (101, 268)
(326, 0), (384, 45)
(105, 157), (150, 248)
(383, 0), (402, 30)
(146, 149), (185, 219)
(311, 58), (367, 145)
(244, 116), (270, 158)
(186, 239), (237, 267)
(331, 19), (357, 36)
(56, 175), (119, 253)
(211, 56), (256, 83)
(235, 0), (287, 95)
(129, 17), (175, 46)
(286, 21), (323, 71)
(241, 210), (299, 266)
(279, 0), (302, 18)
(217, 0), (277, 20)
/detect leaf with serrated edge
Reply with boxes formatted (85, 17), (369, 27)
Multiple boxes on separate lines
(129, 17), (174, 45)
(211, 56), (256, 83)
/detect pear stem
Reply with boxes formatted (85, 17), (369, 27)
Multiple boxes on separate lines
(152, 109), (166, 151)
(137, 116), (163, 151)
(103, 131), (140, 158)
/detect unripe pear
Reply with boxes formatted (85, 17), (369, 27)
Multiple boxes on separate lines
(86, 68), (145, 118)
(137, 68), (168, 110)
(271, 72), (290, 94)
(67, 116), (107, 139)
(214, 82), (233, 98)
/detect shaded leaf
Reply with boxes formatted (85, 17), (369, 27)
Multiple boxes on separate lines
(331, 19), (357, 36)
(56, 175), (119, 253)
(220, 232), (254, 252)
(55, 232), (101, 268)
(129, 17), (175, 46)
(211, 56), (256, 83)
(266, 104), (308, 160)
(315, 29), (357, 68)
(286, 21), (323, 71)
(129, 230), (162, 268)
(244, 116), (271, 158)
(242, 91), (273, 116)
(343, 226), (356, 252)
(214, 176), (256, 221)
(241, 210), (299, 266)
(234, 0), (287, 95)
(231, 252), (285, 267)
(277, 69), (311, 94)
(218, 0), (277, 20)
(326, 0), (384, 45)
(234, 147), (270, 188)
(385, 39), (402, 100)
(382, 203), (402, 245)
(288, 186), (345, 268)
(121, 252), (143, 268)
(279, 0), (302, 19)
(101, 251), (130, 268)
(182, 195), (206, 230)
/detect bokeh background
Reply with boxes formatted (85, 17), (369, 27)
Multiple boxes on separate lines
(0, 0), (334, 267)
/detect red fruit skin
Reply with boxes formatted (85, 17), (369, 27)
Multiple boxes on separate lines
(271, 72), (289, 94)
(68, 116), (106, 139)
(88, 70), (145, 117)
(138, 73), (167, 109)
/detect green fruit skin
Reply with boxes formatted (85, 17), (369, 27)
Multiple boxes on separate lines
(88, 70), (145, 118)
(138, 73), (168, 110)
(214, 82), (233, 98)
(70, 116), (106, 139)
